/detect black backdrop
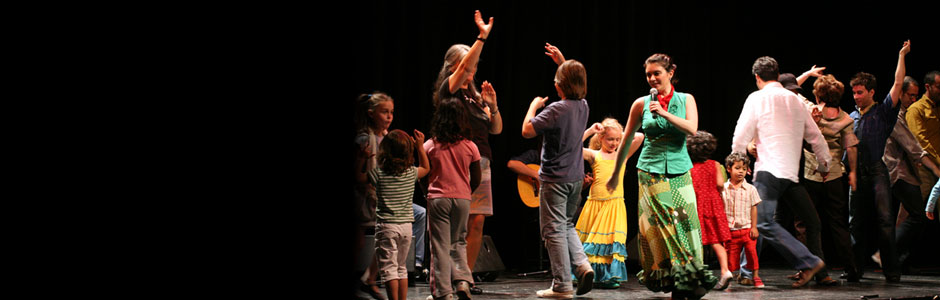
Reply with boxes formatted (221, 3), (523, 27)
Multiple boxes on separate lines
(350, 1), (938, 273)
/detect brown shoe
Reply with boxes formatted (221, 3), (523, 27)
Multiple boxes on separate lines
(792, 261), (825, 288)
(786, 271), (803, 281)
(738, 277), (754, 285)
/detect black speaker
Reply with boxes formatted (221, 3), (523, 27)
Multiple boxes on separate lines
(355, 235), (418, 273)
(472, 235), (505, 282)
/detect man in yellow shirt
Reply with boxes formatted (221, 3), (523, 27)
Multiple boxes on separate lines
(906, 70), (940, 203)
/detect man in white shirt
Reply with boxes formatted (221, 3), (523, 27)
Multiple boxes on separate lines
(731, 56), (831, 288)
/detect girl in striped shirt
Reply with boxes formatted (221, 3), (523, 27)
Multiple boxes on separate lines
(356, 129), (430, 300)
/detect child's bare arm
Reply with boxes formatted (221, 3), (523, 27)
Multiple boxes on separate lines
(749, 205), (759, 239)
(522, 96), (548, 138)
(414, 130), (430, 179)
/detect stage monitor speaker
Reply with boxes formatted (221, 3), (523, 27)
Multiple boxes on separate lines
(472, 235), (505, 282)
(355, 235), (418, 273)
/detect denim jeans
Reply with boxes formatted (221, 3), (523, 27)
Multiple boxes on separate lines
(539, 180), (589, 292)
(849, 162), (899, 277)
(413, 203), (427, 268)
(752, 171), (823, 270)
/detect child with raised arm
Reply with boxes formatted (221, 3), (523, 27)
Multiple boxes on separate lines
(356, 129), (430, 300)
(424, 97), (482, 300)
(721, 152), (763, 288)
(576, 118), (644, 289)
(522, 43), (593, 299)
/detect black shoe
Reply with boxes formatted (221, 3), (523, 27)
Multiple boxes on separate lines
(689, 286), (707, 300)
(671, 290), (689, 300)
(470, 286), (483, 295)
(840, 271), (861, 282)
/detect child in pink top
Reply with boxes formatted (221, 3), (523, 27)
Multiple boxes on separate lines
(423, 97), (482, 300)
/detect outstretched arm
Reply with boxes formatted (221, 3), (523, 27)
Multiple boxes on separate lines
(797, 65), (826, 86)
(888, 40), (910, 108)
(606, 99), (645, 193)
(448, 10), (493, 94)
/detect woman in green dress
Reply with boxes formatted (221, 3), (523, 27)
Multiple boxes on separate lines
(606, 53), (717, 300)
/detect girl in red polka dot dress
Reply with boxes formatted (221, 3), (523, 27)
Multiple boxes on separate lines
(686, 130), (734, 290)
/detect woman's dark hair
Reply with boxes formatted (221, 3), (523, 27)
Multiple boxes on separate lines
(812, 75), (845, 107)
(429, 97), (471, 145)
(686, 130), (717, 163)
(378, 129), (414, 176)
(644, 53), (679, 85)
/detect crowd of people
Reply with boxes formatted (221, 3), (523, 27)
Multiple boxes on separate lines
(353, 10), (940, 300)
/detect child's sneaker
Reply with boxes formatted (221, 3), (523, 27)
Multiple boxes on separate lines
(753, 277), (765, 288)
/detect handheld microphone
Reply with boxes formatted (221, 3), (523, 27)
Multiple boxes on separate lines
(650, 88), (659, 119)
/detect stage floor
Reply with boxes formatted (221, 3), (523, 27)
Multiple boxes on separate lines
(368, 267), (940, 300)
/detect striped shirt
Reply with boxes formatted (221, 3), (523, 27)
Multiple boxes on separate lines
(368, 166), (417, 223)
(721, 180), (762, 230)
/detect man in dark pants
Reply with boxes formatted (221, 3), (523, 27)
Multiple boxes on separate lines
(848, 40), (910, 283)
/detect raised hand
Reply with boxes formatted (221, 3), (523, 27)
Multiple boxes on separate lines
(544, 42), (566, 65)
(474, 10), (494, 39)
(811, 106), (823, 123)
(413, 129), (425, 147)
(899, 39), (911, 56)
(805, 65), (826, 78)
(530, 96), (549, 111)
(481, 80), (498, 108)
(590, 122), (604, 134)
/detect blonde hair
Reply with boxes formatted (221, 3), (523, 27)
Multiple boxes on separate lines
(588, 118), (624, 150)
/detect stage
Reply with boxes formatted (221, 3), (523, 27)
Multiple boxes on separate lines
(365, 267), (940, 299)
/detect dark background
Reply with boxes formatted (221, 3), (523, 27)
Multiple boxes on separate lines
(350, 1), (939, 274)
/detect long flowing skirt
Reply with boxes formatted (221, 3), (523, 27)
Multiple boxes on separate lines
(635, 170), (717, 293)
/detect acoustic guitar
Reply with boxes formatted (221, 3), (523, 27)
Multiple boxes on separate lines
(517, 164), (540, 208)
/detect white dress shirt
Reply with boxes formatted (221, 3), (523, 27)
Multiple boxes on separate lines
(731, 82), (831, 183)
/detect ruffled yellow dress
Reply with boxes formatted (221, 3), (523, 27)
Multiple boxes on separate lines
(575, 150), (628, 286)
